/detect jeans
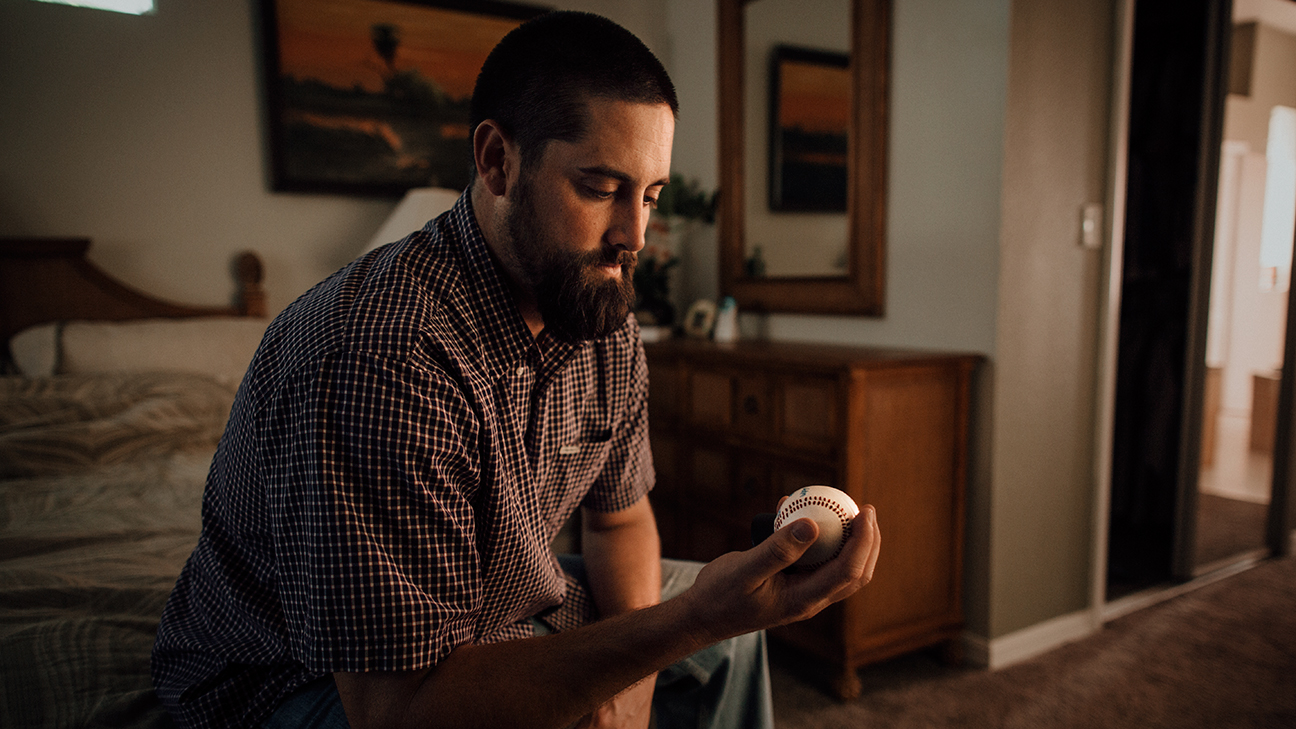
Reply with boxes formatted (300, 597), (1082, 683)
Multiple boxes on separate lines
(262, 558), (774, 729)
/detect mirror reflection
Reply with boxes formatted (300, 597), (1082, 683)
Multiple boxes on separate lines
(743, 0), (851, 279)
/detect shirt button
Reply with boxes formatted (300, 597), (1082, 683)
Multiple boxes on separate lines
(516, 366), (526, 376)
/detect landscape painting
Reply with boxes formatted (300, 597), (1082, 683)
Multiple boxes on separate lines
(262, 0), (545, 196)
(768, 45), (851, 212)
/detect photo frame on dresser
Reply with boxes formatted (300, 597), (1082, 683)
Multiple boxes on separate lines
(259, 0), (546, 197)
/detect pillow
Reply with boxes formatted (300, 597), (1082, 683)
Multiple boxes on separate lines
(60, 317), (269, 388)
(9, 322), (61, 377)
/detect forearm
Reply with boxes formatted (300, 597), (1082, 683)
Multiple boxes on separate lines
(336, 595), (710, 729)
(337, 505), (881, 729)
(578, 498), (663, 727)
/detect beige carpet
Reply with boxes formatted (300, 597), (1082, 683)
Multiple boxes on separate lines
(770, 555), (1296, 728)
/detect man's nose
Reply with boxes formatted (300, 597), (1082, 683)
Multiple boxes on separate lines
(607, 199), (649, 253)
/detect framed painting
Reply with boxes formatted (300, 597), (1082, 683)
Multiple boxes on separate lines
(260, 0), (547, 197)
(767, 44), (851, 212)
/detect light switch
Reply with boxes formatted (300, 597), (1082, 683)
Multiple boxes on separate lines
(1081, 203), (1104, 249)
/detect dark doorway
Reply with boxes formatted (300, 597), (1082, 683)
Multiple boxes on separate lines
(1107, 0), (1232, 599)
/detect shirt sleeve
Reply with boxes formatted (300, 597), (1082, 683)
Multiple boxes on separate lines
(264, 349), (483, 673)
(579, 321), (655, 513)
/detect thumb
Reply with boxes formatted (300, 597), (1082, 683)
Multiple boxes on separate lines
(749, 517), (818, 578)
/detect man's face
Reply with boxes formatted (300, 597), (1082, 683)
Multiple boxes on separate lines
(502, 98), (674, 342)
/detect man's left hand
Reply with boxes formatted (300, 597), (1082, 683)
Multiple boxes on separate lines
(575, 674), (655, 729)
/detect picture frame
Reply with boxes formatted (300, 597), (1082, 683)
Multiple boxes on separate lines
(683, 299), (717, 339)
(768, 44), (851, 212)
(259, 0), (547, 197)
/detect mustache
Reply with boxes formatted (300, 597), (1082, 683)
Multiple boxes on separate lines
(580, 249), (637, 270)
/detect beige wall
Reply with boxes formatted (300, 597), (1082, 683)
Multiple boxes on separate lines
(1225, 24), (1296, 150)
(0, 0), (668, 315)
(990, 0), (1113, 637)
(1216, 24), (1296, 415)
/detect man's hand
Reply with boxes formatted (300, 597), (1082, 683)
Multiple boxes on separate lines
(681, 505), (881, 643)
(574, 675), (654, 729)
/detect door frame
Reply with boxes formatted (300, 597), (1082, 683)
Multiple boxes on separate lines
(1092, 0), (1295, 623)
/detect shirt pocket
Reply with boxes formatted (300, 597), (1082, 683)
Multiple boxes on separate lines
(548, 427), (614, 501)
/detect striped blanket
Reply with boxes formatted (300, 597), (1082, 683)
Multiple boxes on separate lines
(0, 372), (234, 728)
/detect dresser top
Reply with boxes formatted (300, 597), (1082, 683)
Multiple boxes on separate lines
(644, 337), (983, 371)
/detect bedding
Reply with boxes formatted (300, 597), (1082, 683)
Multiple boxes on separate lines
(0, 371), (237, 728)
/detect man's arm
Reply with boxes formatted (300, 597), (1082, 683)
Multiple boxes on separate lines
(333, 506), (880, 729)
(573, 498), (662, 728)
(581, 498), (661, 616)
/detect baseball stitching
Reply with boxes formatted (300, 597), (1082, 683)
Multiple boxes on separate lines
(774, 494), (854, 564)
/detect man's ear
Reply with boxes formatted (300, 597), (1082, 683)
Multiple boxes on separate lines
(473, 120), (514, 198)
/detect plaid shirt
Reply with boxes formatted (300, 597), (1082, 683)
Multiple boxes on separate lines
(152, 193), (655, 729)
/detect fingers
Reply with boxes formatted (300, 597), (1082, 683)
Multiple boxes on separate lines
(744, 517), (819, 582)
(784, 506), (880, 606)
(861, 506), (880, 580)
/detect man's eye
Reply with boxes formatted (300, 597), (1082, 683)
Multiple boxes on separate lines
(585, 186), (615, 200)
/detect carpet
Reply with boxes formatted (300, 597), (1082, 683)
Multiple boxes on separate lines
(1195, 492), (1268, 567)
(770, 555), (1296, 728)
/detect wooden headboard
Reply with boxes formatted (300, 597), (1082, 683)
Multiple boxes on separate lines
(0, 238), (266, 344)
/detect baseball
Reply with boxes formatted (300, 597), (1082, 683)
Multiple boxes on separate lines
(774, 485), (860, 569)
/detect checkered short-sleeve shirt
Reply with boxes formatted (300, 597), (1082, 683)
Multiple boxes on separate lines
(151, 192), (655, 729)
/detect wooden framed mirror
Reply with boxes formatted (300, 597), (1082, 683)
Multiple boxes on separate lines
(718, 0), (890, 315)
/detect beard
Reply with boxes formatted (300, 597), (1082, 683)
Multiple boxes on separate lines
(504, 175), (637, 342)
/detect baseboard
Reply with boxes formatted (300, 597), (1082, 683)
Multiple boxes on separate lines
(962, 609), (1096, 670)
(961, 632), (990, 668)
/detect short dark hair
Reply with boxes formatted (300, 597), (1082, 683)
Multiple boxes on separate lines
(470, 11), (678, 169)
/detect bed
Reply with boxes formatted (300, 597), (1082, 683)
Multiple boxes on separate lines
(0, 238), (267, 728)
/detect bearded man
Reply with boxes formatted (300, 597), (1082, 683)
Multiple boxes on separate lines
(152, 12), (879, 729)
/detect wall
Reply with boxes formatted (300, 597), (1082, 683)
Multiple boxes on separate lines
(748, 1), (1010, 356)
(0, 0), (667, 316)
(1216, 24), (1296, 414)
(990, 0), (1113, 637)
(1225, 23), (1296, 149)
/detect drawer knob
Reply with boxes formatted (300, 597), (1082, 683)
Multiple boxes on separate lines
(743, 395), (760, 415)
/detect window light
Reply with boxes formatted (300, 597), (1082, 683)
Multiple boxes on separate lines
(33, 0), (154, 15)
(1259, 105), (1296, 293)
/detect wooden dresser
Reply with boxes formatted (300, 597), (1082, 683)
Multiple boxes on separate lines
(644, 338), (980, 699)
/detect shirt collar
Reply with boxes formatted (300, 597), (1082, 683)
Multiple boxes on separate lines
(441, 192), (583, 383)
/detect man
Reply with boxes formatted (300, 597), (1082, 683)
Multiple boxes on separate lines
(153, 12), (879, 729)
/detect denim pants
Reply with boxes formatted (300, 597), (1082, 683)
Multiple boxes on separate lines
(262, 558), (774, 729)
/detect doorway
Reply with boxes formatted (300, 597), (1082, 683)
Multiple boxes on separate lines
(1106, 0), (1296, 601)
(1196, 102), (1295, 573)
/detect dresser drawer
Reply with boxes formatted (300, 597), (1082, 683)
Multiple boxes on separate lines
(682, 366), (839, 455)
(687, 369), (732, 430)
(778, 375), (839, 452)
(685, 368), (774, 437)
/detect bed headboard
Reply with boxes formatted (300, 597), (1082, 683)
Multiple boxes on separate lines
(0, 238), (266, 343)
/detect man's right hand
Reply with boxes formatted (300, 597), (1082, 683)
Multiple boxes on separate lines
(679, 506), (881, 644)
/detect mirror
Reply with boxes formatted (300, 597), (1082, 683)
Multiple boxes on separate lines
(718, 0), (889, 315)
